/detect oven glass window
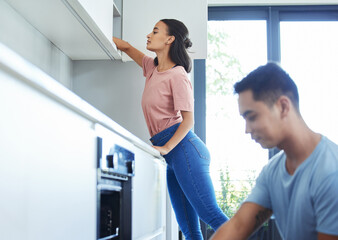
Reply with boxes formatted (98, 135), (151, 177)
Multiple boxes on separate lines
(100, 190), (120, 239)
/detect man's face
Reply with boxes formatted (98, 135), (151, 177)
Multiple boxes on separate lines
(238, 90), (283, 149)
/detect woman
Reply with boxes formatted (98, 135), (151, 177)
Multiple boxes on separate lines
(113, 19), (228, 239)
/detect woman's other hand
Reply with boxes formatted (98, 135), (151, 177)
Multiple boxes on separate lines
(153, 145), (170, 155)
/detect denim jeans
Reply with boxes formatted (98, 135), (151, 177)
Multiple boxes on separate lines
(150, 123), (229, 240)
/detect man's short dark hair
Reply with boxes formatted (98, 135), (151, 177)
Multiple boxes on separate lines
(234, 62), (300, 112)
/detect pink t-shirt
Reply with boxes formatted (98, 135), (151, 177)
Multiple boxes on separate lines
(142, 55), (194, 137)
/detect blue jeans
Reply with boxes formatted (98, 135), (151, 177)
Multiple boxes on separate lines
(150, 123), (229, 240)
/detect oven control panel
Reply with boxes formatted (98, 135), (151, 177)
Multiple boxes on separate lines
(97, 137), (135, 179)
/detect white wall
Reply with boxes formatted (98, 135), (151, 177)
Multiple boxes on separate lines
(72, 60), (150, 142)
(208, 0), (338, 6)
(122, 0), (207, 60)
(0, 0), (73, 88)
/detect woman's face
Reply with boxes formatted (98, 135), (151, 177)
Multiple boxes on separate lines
(146, 21), (171, 52)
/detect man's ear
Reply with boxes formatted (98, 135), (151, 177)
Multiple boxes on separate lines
(278, 96), (291, 118)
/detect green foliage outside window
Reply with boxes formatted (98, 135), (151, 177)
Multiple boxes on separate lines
(207, 22), (255, 219)
(216, 167), (256, 218)
(207, 27), (244, 97)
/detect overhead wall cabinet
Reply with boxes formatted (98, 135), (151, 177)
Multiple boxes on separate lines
(122, 0), (208, 61)
(5, 0), (122, 60)
(5, 0), (207, 61)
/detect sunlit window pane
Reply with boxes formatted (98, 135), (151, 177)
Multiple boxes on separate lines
(207, 20), (268, 217)
(281, 21), (338, 143)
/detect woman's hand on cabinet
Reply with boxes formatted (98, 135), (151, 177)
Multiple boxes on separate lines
(113, 37), (145, 67)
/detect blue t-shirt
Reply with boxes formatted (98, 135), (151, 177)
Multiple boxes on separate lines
(246, 136), (338, 240)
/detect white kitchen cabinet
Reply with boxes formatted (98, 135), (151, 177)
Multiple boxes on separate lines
(132, 148), (167, 240)
(0, 62), (97, 239)
(5, 0), (207, 61)
(70, 0), (114, 42)
(122, 0), (207, 61)
(5, 0), (122, 60)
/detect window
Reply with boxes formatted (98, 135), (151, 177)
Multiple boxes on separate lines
(194, 5), (338, 238)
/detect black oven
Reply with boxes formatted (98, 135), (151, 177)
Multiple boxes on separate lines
(97, 137), (135, 240)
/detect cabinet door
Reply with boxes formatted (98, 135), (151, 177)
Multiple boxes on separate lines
(5, 0), (121, 60)
(0, 70), (97, 239)
(122, 0), (207, 61)
(132, 149), (166, 239)
(76, 0), (113, 42)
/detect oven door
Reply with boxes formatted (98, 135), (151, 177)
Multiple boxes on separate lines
(97, 178), (132, 240)
(97, 184), (122, 240)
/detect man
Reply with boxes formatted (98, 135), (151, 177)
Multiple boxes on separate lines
(211, 63), (338, 240)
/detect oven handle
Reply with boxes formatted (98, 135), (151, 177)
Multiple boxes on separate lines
(97, 184), (122, 192)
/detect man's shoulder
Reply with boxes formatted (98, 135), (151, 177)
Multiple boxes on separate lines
(313, 136), (338, 170)
(311, 136), (338, 180)
(321, 136), (338, 155)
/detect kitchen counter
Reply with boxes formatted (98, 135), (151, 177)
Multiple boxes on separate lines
(0, 42), (161, 159)
(0, 41), (168, 240)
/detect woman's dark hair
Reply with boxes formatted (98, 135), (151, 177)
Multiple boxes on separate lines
(234, 62), (300, 113)
(154, 19), (192, 73)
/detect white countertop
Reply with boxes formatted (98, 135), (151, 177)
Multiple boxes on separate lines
(0, 42), (162, 159)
